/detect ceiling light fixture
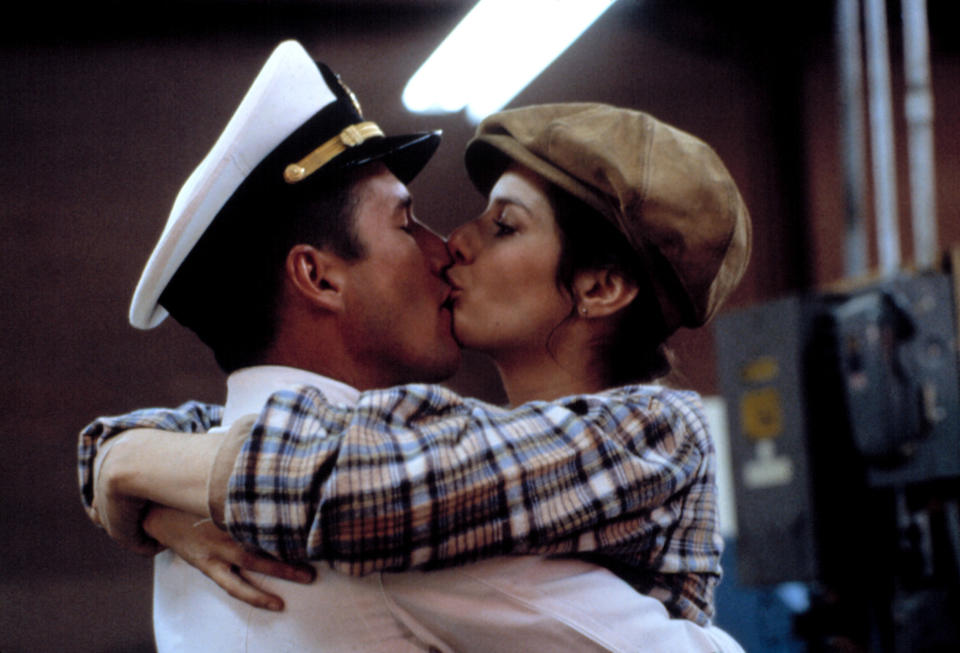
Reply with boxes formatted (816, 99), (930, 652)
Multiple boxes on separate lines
(402, 0), (617, 123)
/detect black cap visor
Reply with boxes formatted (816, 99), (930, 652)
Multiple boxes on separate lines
(322, 130), (441, 185)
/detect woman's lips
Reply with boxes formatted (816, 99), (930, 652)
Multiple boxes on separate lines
(444, 282), (462, 305)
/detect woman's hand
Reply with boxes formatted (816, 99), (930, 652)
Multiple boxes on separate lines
(143, 506), (316, 611)
(90, 434), (164, 556)
(89, 428), (224, 555)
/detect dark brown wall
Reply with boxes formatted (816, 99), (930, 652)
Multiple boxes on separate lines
(2, 1), (957, 651)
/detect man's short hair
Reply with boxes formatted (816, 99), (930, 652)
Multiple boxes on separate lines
(160, 167), (368, 372)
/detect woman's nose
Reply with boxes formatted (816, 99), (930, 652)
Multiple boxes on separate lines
(446, 225), (473, 264)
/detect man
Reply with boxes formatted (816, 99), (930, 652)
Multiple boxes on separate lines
(82, 41), (741, 652)
(82, 38), (473, 652)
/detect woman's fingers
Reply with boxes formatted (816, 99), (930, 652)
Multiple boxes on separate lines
(143, 506), (315, 611)
(229, 548), (316, 585)
(203, 560), (286, 611)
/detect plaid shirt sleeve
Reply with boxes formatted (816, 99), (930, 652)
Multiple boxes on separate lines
(226, 383), (723, 624)
(77, 402), (223, 509)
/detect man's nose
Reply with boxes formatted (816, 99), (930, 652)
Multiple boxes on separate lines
(413, 222), (453, 275)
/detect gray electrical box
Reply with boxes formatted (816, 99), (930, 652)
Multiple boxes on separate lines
(714, 272), (960, 588)
(714, 294), (821, 585)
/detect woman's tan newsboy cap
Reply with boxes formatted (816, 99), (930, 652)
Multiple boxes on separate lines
(465, 103), (752, 337)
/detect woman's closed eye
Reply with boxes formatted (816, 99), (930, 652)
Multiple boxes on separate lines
(493, 211), (517, 237)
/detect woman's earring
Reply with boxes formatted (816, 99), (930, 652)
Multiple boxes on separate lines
(580, 306), (588, 316)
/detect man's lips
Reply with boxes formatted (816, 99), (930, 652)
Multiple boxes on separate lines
(442, 283), (461, 311)
(441, 287), (464, 344)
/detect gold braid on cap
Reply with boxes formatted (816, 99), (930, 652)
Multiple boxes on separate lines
(283, 121), (384, 183)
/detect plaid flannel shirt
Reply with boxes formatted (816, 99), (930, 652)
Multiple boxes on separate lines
(77, 383), (722, 625)
(77, 401), (223, 509)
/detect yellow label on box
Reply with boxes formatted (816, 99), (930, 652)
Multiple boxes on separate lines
(740, 387), (783, 440)
(740, 356), (779, 384)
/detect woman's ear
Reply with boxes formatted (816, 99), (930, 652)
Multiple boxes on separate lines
(285, 244), (347, 313)
(573, 269), (639, 319)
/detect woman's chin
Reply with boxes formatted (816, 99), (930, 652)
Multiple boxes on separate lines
(451, 310), (506, 354)
(450, 320), (484, 353)
(450, 323), (470, 350)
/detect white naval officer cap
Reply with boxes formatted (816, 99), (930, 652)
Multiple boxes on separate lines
(129, 40), (441, 329)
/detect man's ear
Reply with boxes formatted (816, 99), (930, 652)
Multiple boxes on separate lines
(285, 244), (347, 313)
(573, 269), (639, 319)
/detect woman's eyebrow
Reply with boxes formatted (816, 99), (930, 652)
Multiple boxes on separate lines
(492, 195), (532, 215)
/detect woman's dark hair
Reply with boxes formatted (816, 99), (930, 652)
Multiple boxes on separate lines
(160, 168), (365, 373)
(546, 184), (672, 385)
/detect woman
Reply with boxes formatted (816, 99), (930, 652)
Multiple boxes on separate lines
(85, 103), (750, 650)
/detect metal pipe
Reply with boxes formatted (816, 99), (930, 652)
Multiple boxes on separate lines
(864, 0), (901, 275)
(836, 0), (869, 278)
(902, 0), (938, 269)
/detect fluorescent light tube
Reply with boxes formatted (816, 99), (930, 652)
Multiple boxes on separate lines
(403, 0), (617, 123)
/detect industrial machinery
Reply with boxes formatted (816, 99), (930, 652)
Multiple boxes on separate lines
(714, 1), (957, 648)
(715, 267), (960, 651)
